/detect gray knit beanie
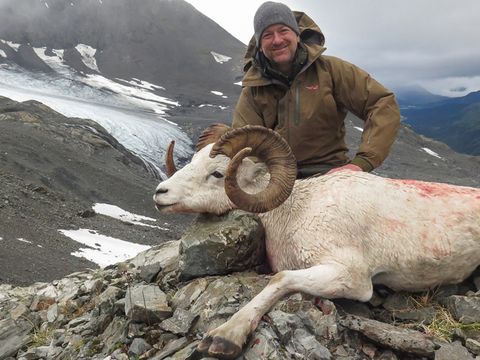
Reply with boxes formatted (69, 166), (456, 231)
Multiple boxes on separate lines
(254, 1), (300, 44)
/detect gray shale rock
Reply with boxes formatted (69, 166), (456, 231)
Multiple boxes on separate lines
(435, 340), (474, 360)
(339, 314), (436, 358)
(127, 240), (180, 284)
(128, 337), (152, 357)
(466, 338), (480, 355)
(0, 318), (34, 359)
(124, 283), (173, 324)
(159, 308), (199, 335)
(440, 295), (480, 323)
(178, 210), (266, 280)
(287, 328), (332, 359)
(150, 337), (190, 360)
(2, 214), (480, 360)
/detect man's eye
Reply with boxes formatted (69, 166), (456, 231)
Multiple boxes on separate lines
(212, 171), (224, 179)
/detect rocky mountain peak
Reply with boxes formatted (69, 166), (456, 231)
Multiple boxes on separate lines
(0, 0), (246, 98)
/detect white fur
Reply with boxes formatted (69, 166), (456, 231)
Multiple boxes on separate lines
(154, 143), (480, 356)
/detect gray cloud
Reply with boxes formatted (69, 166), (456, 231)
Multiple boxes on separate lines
(289, 0), (480, 95)
(188, 0), (480, 96)
(3, 0), (479, 97)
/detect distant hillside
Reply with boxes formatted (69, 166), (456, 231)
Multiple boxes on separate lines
(402, 90), (480, 156)
(394, 85), (448, 108)
(0, 0), (246, 101)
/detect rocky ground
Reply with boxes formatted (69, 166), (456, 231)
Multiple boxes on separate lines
(0, 96), (195, 286)
(1, 211), (480, 360)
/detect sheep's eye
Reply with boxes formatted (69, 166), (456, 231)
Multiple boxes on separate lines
(211, 171), (224, 179)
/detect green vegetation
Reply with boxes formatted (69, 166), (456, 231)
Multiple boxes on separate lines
(400, 291), (480, 341)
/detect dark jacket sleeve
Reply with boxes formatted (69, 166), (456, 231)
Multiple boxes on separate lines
(325, 56), (401, 171)
(232, 87), (266, 128)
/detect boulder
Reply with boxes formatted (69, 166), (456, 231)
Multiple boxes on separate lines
(178, 210), (265, 280)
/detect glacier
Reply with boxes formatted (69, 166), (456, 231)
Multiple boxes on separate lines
(0, 43), (195, 179)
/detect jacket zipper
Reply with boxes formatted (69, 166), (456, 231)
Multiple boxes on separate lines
(294, 81), (301, 126)
(278, 99), (285, 127)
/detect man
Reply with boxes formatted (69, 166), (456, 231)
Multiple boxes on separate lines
(233, 1), (401, 178)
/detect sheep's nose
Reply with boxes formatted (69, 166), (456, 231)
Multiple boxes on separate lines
(156, 188), (168, 195)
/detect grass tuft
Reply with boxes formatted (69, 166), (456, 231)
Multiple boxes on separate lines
(399, 290), (480, 341)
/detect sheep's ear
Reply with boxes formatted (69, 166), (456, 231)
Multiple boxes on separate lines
(196, 124), (232, 152)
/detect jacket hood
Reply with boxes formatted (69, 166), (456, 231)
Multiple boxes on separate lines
(243, 11), (326, 72)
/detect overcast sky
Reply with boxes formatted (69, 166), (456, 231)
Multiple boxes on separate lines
(187, 0), (480, 97)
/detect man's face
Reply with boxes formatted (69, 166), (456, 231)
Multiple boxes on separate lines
(260, 23), (300, 74)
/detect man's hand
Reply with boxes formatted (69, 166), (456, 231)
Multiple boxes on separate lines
(325, 163), (363, 175)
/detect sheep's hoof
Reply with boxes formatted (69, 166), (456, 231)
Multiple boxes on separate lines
(197, 333), (242, 359)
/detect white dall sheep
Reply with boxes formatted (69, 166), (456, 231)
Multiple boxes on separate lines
(153, 124), (480, 359)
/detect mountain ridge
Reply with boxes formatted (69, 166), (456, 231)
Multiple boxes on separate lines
(0, 0), (246, 101)
(402, 90), (480, 156)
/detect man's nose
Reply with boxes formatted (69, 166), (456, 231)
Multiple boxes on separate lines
(272, 32), (283, 44)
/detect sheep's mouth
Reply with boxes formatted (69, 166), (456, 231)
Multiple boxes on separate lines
(155, 202), (198, 214)
(155, 203), (175, 212)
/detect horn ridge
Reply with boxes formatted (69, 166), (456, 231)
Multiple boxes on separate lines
(212, 125), (297, 213)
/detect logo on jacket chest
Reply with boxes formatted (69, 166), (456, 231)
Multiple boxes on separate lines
(305, 85), (319, 91)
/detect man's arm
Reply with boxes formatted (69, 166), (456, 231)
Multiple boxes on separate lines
(325, 56), (401, 171)
(232, 87), (266, 128)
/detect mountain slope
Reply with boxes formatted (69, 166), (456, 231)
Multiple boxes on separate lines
(0, 0), (250, 174)
(0, 96), (194, 286)
(0, 0), (246, 101)
(394, 85), (448, 108)
(402, 90), (480, 155)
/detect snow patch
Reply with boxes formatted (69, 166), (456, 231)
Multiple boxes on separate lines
(211, 90), (228, 99)
(75, 44), (99, 72)
(0, 50), (6, 58)
(60, 229), (150, 268)
(422, 147), (443, 159)
(199, 103), (228, 110)
(123, 78), (166, 91)
(83, 74), (178, 119)
(33, 47), (66, 68)
(211, 51), (232, 64)
(92, 203), (167, 229)
(4, 41), (20, 51)
(354, 126), (363, 132)
(17, 238), (32, 244)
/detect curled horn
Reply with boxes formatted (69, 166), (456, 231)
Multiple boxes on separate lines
(165, 140), (177, 178)
(210, 125), (297, 213)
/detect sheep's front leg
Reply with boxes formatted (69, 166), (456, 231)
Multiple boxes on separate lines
(197, 264), (373, 358)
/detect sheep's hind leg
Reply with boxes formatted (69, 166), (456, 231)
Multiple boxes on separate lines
(197, 263), (373, 358)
